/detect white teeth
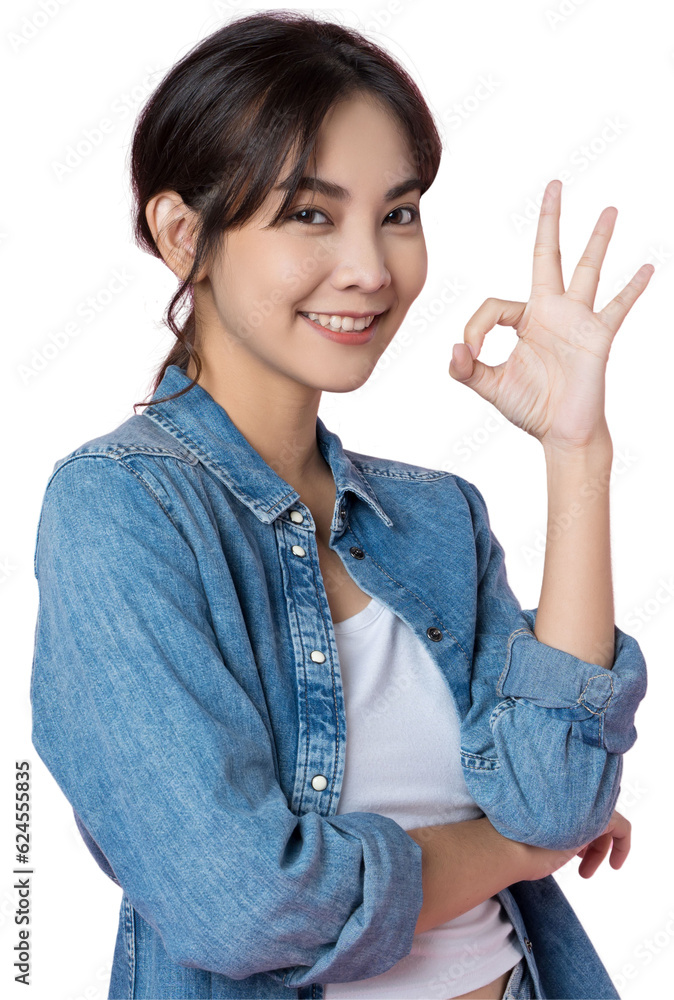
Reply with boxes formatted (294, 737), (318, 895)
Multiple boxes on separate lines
(304, 312), (375, 333)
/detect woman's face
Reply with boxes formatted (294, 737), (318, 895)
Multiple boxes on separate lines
(191, 91), (428, 394)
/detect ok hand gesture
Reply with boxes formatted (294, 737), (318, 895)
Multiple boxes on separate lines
(449, 179), (654, 452)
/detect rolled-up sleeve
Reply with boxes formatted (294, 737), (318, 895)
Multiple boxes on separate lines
(455, 477), (647, 850)
(498, 607), (647, 754)
(30, 455), (423, 986)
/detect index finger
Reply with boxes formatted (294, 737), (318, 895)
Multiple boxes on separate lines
(532, 179), (564, 296)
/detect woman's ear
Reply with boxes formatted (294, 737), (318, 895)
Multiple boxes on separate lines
(145, 190), (202, 281)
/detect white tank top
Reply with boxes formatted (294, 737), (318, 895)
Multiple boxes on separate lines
(322, 596), (523, 1000)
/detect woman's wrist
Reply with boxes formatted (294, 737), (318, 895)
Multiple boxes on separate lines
(540, 424), (613, 466)
(481, 820), (531, 882)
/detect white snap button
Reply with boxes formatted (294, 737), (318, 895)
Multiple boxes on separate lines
(290, 510), (304, 523)
(310, 650), (326, 663)
(311, 774), (328, 791)
(291, 545), (306, 557)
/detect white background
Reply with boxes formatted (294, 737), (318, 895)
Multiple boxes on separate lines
(2, 0), (672, 998)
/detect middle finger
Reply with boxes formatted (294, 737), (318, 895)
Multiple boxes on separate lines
(531, 180), (564, 296)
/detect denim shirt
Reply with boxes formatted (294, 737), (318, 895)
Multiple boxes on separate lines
(30, 363), (647, 1000)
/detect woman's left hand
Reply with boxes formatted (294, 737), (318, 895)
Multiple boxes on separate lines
(575, 808), (632, 878)
(449, 179), (654, 452)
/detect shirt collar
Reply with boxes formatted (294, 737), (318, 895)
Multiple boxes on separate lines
(142, 364), (393, 529)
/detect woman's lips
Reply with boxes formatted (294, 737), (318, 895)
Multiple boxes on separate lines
(299, 311), (382, 345)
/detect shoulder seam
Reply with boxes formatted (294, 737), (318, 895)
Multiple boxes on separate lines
(48, 453), (178, 527)
(34, 454), (179, 580)
(117, 457), (178, 528)
(348, 456), (453, 482)
(61, 443), (198, 464)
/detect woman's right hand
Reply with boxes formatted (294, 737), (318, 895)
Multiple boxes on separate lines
(516, 809), (631, 881)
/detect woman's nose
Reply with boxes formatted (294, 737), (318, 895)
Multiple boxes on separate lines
(329, 232), (392, 292)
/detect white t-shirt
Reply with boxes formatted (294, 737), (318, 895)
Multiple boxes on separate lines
(322, 596), (523, 1000)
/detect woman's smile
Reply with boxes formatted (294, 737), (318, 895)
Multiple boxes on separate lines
(298, 308), (387, 345)
(299, 310), (382, 331)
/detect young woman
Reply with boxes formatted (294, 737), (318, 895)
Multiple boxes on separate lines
(30, 10), (650, 1000)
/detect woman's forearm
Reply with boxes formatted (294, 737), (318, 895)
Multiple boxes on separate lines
(405, 818), (590, 935)
(405, 819), (526, 934)
(534, 432), (615, 669)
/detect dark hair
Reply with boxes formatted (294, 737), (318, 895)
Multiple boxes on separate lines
(130, 8), (443, 410)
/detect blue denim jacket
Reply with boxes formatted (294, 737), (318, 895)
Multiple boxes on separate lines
(30, 363), (647, 1000)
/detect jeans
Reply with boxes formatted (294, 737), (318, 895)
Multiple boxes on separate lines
(502, 957), (536, 999)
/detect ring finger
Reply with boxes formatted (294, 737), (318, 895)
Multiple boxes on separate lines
(565, 206), (618, 309)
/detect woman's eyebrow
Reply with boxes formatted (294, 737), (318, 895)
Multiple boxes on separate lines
(275, 175), (422, 201)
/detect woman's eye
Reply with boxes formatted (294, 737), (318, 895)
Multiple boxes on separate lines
(386, 206), (419, 225)
(286, 205), (420, 226)
(287, 208), (329, 225)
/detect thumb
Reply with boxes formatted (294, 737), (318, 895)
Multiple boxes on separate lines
(449, 342), (501, 404)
